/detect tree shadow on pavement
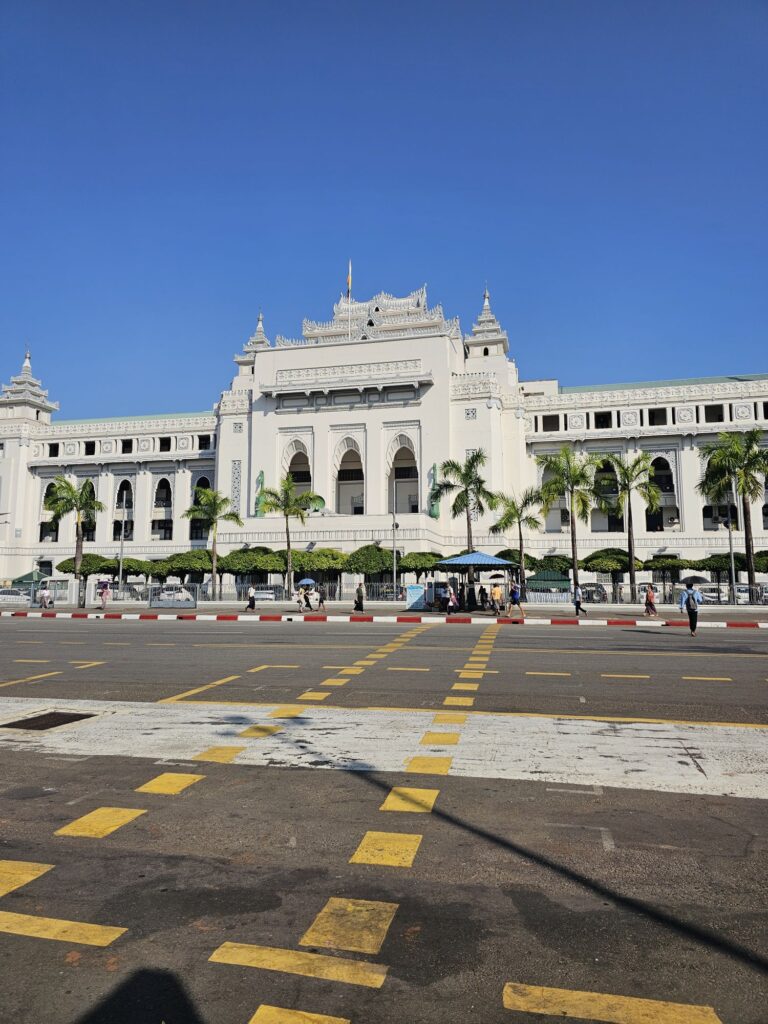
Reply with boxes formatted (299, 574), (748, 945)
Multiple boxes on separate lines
(74, 968), (207, 1024)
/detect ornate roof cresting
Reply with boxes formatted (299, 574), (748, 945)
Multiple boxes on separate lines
(464, 287), (510, 355)
(0, 350), (59, 414)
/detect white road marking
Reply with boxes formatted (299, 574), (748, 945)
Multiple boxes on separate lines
(0, 696), (765, 798)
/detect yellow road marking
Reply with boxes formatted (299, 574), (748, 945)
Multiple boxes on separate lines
(502, 981), (722, 1023)
(406, 755), (452, 775)
(380, 787), (439, 813)
(682, 676), (732, 681)
(298, 691), (331, 701)
(55, 807), (146, 838)
(248, 665), (299, 671)
(0, 671), (62, 690)
(300, 897), (398, 954)
(70, 660), (106, 670)
(443, 696), (474, 707)
(421, 731), (460, 745)
(0, 911), (126, 947)
(147, 642), (176, 646)
(269, 706), (305, 719)
(158, 674), (241, 703)
(387, 666), (431, 672)
(526, 671), (572, 677)
(354, 660), (376, 666)
(0, 860), (53, 897)
(136, 773), (204, 795)
(433, 712), (467, 724)
(319, 678), (348, 686)
(239, 724), (283, 739)
(103, 642), (129, 646)
(193, 746), (246, 763)
(602, 674), (650, 680)
(368, 653), (387, 659)
(453, 682), (479, 691)
(248, 1007), (350, 1024)
(13, 659), (50, 664)
(349, 831), (422, 868)
(210, 942), (387, 988)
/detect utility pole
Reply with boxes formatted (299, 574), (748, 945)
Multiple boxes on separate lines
(726, 478), (737, 604)
(391, 476), (399, 601)
(117, 491), (127, 600)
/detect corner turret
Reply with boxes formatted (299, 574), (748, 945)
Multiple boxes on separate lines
(0, 351), (59, 423)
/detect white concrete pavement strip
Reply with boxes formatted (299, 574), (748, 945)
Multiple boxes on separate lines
(0, 696), (765, 799)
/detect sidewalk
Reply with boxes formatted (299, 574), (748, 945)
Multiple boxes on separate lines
(3, 599), (768, 627)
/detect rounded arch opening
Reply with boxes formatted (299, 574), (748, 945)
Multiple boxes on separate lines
(336, 445), (364, 515)
(388, 445), (419, 514)
(154, 477), (172, 509)
(116, 479), (133, 509)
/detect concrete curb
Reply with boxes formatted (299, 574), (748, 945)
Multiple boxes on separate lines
(1, 610), (766, 628)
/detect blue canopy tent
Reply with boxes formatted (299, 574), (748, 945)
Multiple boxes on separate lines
(434, 551), (516, 610)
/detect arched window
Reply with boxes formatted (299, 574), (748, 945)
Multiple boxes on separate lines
(287, 452), (311, 495)
(116, 480), (133, 510)
(483, 347), (489, 356)
(154, 478), (172, 509)
(42, 481), (56, 507)
(336, 446), (364, 515)
(591, 462), (623, 532)
(194, 476), (211, 495)
(388, 445), (418, 514)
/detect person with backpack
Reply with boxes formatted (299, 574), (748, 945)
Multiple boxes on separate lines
(679, 582), (703, 636)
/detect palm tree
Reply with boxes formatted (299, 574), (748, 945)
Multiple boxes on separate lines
(259, 475), (324, 595)
(489, 488), (542, 598)
(431, 449), (498, 584)
(44, 475), (106, 607)
(183, 487), (244, 598)
(536, 447), (601, 589)
(598, 453), (660, 602)
(697, 429), (768, 593)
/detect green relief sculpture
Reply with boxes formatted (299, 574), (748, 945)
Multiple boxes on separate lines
(254, 469), (265, 517)
(428, 462), (440, 519)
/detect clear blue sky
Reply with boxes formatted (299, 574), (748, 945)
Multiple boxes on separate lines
(1, 0), (766, 418)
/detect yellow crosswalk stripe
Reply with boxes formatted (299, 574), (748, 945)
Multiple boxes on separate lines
(210, 942), (387, 988)
(379, 787), (439, 813)
(0, 911), (126, 947)
(193, 746), (246, 763)
(300, 897), (398, 954)
(135, 773), (204, 795)
(406, 756), (453, 775)
(420, 731), (460, 745)
(502, 982), (723, 1023)
(55, 807), (146, 838)
(0, 860), (53, 897)
(349, 831), (422, 867)
(248, 1007), (350, 1024)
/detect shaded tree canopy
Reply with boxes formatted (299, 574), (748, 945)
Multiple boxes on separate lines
(345, 544), (393, 576)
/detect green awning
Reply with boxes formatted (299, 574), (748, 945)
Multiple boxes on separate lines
(12, 570), (46, 585)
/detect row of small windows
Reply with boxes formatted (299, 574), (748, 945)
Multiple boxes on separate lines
(45, 435), (213, 458)
(534, 401), (768, 433)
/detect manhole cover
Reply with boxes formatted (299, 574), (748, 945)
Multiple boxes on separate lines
(1, 711), (94, 731)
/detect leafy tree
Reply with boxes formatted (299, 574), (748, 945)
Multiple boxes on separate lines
(399, 551), (444, 580)
(581, 547), (643, 573)
(695, 553), (747, 588)
(643, 555), (688, 592)
(697, 429), (768, 592)
(55, 554), (109, 581)
(182, 487), (244, 598)
(345, 544), (392, 578)
(597, 453), (661, 601)
(219, 548), (285, 578)
(148, 559), (172, 583)
(430, 449), (498, 584)
(495, 549), (540, 571)
(490, 488), (542, 597)
(290, 547), (347, 578)
(538, 554), (573, 575)
(165, 549), (213, 580)
(259, 475), (324, 593)
(45, 476), (106, 605)
(537, 447), (602, 588)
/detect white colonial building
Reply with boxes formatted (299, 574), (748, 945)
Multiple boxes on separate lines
(1, 285), (767, 583)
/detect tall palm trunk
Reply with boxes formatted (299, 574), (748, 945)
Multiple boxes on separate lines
(75, 514), (85, 608)
(742, 497), (756, 591)
(627, 499), (636, 602)
(285, 515), (293, 596)
(211, 522), (219, 600)
(518, 520), (527, 598)
(465, 507), (475, 586)
(569, 491), (579, 588)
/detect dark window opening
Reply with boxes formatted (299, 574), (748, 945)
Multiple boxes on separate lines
(152, 519), (173, 540)
(113, 520), (134, 541)
(39, 521), (58, 542)
(338, 468), (364, 482)
(594, 411), (612, 429)
(121, 439), (133, 454)
(84, 441), (95, 456)
(48, 443), (59, 458)
(198, 434), (211, 450)
(763, 402), (768, 419)
(82, 521), (96, 542)
(483, 347), (489, 356)
(541, 414), (559, 432)
(367, 318), (374, 327)
(154, 478), (172, 508)
(394, 465), (418, 479)
(704, 404), (724, 424)
(648, 407), (668, 426)
(291, 470), (311, 483)
(607, 513), (625, 532)
(189, 521), (208, 541)
(159, 436), (172, 452)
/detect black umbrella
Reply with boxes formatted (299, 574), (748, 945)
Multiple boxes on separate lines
(681, 575), (709, 585)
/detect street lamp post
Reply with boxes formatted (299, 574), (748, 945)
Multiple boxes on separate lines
(725, 481), (737, 605)
(117, 493), (127, 600)
(391, 476), (399, 601)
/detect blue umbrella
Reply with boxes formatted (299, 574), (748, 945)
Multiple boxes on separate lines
(297, 578), (316, 586)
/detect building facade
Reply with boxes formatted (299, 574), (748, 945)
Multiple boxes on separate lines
(2, 286), (767, 583)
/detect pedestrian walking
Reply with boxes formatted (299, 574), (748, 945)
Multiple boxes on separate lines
(446, 583), (458, 615)
(490, 582), (503, 615)
(98, 580), (109, 611)
(39, 584), (52, 609)
(507, 580), (525, 619)
(458, 583), (466, 611)
(573, 584), (587, 616)
(296, 587), (305, 612)
(354, 580), (365, 613)
(478, 585), (488, 610)
(318, 583), (327, 611)
(644, 585), (657, 617)
(679, 581), (703, 636)
(245, 584), (256, 613)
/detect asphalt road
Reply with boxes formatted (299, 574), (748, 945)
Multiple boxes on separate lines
(0, 618), (766, 1023)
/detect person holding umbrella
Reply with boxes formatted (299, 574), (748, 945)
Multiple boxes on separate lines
(297, 578), (315, 611)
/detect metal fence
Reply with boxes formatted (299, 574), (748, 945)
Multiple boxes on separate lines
(147, 583), (199, 609)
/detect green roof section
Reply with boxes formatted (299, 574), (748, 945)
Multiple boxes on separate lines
(561, 373), (768, 394)
(54, 410), (214, 425)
